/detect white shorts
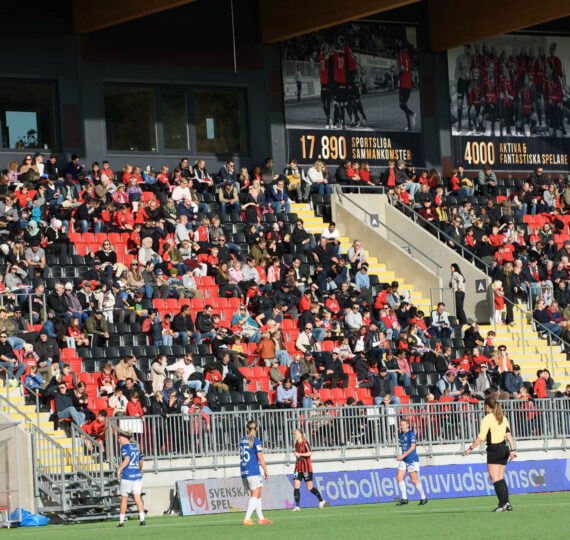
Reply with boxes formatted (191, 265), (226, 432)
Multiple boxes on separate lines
(242, 475), (263, 491)
(398, 461), (420, 473)
(120, 478), (143, 496)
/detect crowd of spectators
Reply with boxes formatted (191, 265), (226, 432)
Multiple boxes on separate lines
(0, 152), (567, 445)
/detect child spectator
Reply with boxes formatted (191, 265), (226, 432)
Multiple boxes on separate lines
(493, 280), (505, 324)
(97, 363), (116, 396)
(205, 364), (229, 394)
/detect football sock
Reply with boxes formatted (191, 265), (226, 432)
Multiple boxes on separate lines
(398, 481), (407, 500)
(255, 498), (264, 520)
(139, 512), (145, 522)
(416, 482), (426, 500)
(119, 514), (125, 524)
(493, 481), (506, 506)
(310, 487), (323, 501)
(294, 488), (300, 506)
(245, 497), (257, 520)
(499, 479), (509, 503)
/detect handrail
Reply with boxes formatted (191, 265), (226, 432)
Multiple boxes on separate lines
(390, 197), (494, 275)
(0, 365), (41, 426)
(70, 423), (105, 494)
(31, 424), (68, 512)
(335, 191), (444, 276)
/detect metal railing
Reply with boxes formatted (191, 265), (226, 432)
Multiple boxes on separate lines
(70, 423), (105, 494)
(31, 424), (68, 512)
(335, 191), (444, 277)
(0, 291), (47, 325)
(0, 365), (41, 427)
(104, 399), (570, 472)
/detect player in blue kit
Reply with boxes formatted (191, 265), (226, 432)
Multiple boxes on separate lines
(116, 431), (146, 527)
(396, 419), (428, 506)
(240, 420), (272, 526)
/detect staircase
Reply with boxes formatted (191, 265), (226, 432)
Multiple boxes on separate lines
(0, 382), (123, 523)
(478, 323), (570, 388)
(291, 202), (432, 311)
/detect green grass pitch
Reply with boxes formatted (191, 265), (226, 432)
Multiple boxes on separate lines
(8, 492), (568, 539)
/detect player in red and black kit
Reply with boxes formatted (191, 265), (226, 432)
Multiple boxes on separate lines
(483, 62), (500, 135)
(468, 68), (484, 133)
(544, 64), (565, 136)
(331, 36), (348, 129)
(342, 41), (367, 128)
(500, 66), (516, 135)
(398, 44), (415, 131)
(517, 74), (537, 134)
(532, 48), (547, 131)
(292, 429), (326, 511)
(319, 43), (333, 128)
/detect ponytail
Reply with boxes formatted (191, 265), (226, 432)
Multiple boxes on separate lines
(295, 428), (306, 442)
(246, 420), (257, 448)
(485, 396), (504, 425)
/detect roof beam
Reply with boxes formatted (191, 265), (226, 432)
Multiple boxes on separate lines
(429, 0), (570, 51)
(73, 0), (197, 33)
(259, 0), (419, 43)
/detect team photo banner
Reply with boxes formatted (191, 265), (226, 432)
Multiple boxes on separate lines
(281, 21), (424, 166)
(177, 459), (570, 515)
(447, 34), (570, 171)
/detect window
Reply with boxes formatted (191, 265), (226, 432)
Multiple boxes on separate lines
(104, 85), (157, 152)
(194, 89), (245, 154)
(0, 79), (58, 150)
(161, 90), (188, 150)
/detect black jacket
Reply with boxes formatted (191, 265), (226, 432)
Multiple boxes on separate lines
(47, 292), (67, 314)
(195, 313), (213, 333)
(172, 313), (195, 333)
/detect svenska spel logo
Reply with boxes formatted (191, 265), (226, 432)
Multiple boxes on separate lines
(187, 483), (209, 512)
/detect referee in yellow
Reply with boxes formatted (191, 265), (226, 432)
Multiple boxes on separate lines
(465, 397), (517, 512)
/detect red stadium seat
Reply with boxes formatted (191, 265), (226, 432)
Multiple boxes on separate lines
(356, 388), (371, 401)
(344, 388), (357, 401)
(394, 386), (405, 397)
(331, 388), (344, 400)
(319, 389), (333, 401)
(239, 367), (253, 379)
(252, 367), (265, 379)
(257, 378), (270, 392)
(267, 391), (276, 404)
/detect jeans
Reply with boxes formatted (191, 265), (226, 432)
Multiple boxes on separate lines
(198, 331), (217, 343)
(310, 183), (332, 196)
(302, 397), (313, 409)
(405, 182), (420, 199)
(374, 395), (401, 405)
(78, 220), (102, 233)
(276, 350), (291, 366)
(7, 336), (25, 350)
(179, 331), (202, 346)
(72, 311), (88, 325)
(247, 332), (261, 344)
(186, 379), (210, 394)
(0, 360), (26, 380)
(430, 326), (452, 340)
(225, 242), (241, 257)
(138, 284), (153, 299)
(162, 334), (173, 346)
(311, 328), (326, 342)
(220, 202), (240, 215)
(541, 322), (562, 340)
(57, 406), (85, 426)
(269, 200), (290, 214)
(388, 371), (411, 388)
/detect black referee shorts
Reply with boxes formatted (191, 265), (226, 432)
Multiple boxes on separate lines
(487, 443), (509, 465)
(294, 471), (313, 483)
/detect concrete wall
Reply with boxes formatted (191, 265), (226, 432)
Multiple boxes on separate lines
(331, 195), (442, 299)
(334, 194), (491, 323)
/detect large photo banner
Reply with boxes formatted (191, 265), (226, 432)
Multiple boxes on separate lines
(281, 22), (424, 166)
(448, 35), (570, 171)
(177, 459), (570, 515)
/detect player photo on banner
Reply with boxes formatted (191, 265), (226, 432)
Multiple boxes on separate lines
(448, 34), (570, 171)
(282, 22), (424, 166)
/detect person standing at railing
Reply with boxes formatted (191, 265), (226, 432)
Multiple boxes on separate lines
(116, 431), (146, 528)
(449, 264), (467, 325)
(464, 397), (516, 512)
(240, 421), (272, 526)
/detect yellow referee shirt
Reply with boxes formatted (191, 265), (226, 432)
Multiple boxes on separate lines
(478, 413), (511, 445)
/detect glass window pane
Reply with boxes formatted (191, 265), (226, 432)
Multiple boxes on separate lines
(104, 85), (157, 152)
(194, 89), (245, 154)
(161, 90), (188, 150)
(0, 79), (57, 150)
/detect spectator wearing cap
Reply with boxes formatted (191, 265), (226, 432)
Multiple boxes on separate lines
(504, 365), (523, 398)
(63, 282), (87, 325)
(453, 369), (476, 398)
(0, 331), (26, 381)
(84, 258), (107, 285)
(84, 309), (109, 347)
(218, 180), (240, 215)
(77, 281), (95, 313)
